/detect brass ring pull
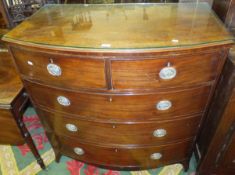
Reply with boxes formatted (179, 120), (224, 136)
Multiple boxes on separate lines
(159, 63), (177, 80)
(153, 129), (167, 137)
(156, 100), (172, 111)
(65, 124), (78, 132)
(74, 147), (84, 155)
(47, 63), (62, 76)
(150, 153), (162, 160)
(57, 96), (71, 106)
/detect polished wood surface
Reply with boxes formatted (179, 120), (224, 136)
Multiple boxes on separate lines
(10, 46), (106, 90)
(59, 136), (193, 169)
(25, 80), (210, 121)
(4, 3), (234, 170)
(10, 46), (228, 92)
(112, 52), (221, 89)
(0, 109), (24, 145)
(18, 45), (230, 170)
(2, 3), (234, 51)
(0, 51), (22, 106)
(38, 108), (201, 145)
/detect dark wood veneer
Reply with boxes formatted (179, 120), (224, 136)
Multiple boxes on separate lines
(24, 80), (211, 121)
(37, 107), (201, 146)
(111, 53), (221, 89)
(59, 136), (193, 170)
(11, 47), (106, 90)
(3, 3), (234, 171)
(0, 109), (25, 145)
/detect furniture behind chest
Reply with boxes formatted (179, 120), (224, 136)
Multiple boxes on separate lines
(0, 22), (45, 168)
(196, 50), (235, 175)
(212, 0), (235, 34)
(194, 0), (235, 174)
(2, 3), (234, 170)
(0, 0), (59, 28)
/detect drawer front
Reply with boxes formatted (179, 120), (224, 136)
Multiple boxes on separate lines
(112, 53), (220, 89)
(10, 47), (106, 90)
(0, 109), (24, 145)
(59, 136), (192, 168)
(26, 81), (210, 121)
(38, 108), (201, 145)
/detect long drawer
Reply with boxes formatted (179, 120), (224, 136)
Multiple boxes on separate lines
(59, 136), (192, 169)
(112, 52), (221, 89)
(37, 108), (201, 145)
(25, 81), (211, 121)
(10, 47), (106, 90)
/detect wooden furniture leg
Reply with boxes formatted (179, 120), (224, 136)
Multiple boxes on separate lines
(11, 91), (46, 169)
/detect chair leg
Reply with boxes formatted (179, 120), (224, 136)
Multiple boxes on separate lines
(18, 117), (46, 169)
(12, 91), (46, 170)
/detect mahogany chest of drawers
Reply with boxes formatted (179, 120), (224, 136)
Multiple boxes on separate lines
(2, 3), (234, 170)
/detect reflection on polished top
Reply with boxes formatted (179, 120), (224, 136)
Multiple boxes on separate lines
(3, 3), (234, 50)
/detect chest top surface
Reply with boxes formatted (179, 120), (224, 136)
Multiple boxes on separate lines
(2, 3), (234, 51)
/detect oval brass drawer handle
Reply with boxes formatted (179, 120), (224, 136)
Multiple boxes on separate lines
(57, 96), (71, 106)
(74, 147), (84, 155)
(150, 153), (162, 160)
(65, 124), (78, 132)
(159, 65), (177, 80)
(156, 100), (172, 111)
(47, 63), (62, 76)
(153, 129), (167, 137)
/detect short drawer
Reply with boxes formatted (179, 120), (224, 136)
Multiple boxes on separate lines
(10, 47), (106, 90)
(25, 81), (211, 121)
(59, 136), (192, 169)
(38, 108), (201, 145)
(112, 53), (221, 89)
